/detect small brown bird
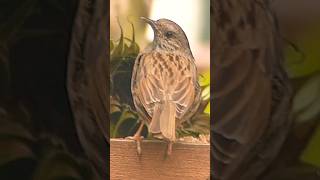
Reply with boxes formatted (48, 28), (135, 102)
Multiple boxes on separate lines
(129, 17), (201, 155)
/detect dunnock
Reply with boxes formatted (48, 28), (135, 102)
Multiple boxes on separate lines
(129, 17), (201, 155)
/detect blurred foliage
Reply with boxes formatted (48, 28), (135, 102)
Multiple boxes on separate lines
(285, 24), (320, 78)
(292, 72), (320, 171)
(0, 1), (96, 179)
(110, 20), (210, 138)
(301, 122), (320, 168)
(199, 71), (210, 114)
(263, 21), (320, 179)
(110, 18), (140, 138)
(286, 23), (320, 170)
(0, 105), (95, 180)
(292, 73), (320, 124)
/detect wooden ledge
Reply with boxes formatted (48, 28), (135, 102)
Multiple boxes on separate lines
(110, 138), (210, 180)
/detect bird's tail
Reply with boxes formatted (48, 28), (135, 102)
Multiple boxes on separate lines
(149, 101), (176, 141)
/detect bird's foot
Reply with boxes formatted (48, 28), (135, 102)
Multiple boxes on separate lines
(125, 135), (144, 155)
(166, 141), (173, 156)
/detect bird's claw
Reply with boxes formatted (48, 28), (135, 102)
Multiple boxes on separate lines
(125, 135), (144, 155)
(167, 141), (173, 156)
(125, 135), (144, 140)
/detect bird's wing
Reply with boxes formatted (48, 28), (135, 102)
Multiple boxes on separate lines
(131, 53), (154, 122)
(132, 52), (162, 120)
(169, 53), (200, 121)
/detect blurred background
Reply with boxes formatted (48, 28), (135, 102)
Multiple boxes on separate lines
(262, 0), (320, 178)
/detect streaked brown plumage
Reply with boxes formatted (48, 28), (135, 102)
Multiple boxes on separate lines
(130, 17), (201, 155)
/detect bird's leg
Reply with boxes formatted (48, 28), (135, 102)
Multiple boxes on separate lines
(126, 122), (144, 155)
(167, 141), (173, 155)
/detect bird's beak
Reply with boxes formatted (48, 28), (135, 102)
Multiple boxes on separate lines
(140, 17), (157, 31)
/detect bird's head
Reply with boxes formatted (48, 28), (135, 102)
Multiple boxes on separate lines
(141, 17), (192, 54)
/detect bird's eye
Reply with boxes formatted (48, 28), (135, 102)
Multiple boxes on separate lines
(165, 31), (174, 38)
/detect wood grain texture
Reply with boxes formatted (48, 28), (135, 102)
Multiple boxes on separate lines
(110, 139), (209, 180)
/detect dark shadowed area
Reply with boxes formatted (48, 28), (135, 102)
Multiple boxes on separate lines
(0, 0), (109, 180)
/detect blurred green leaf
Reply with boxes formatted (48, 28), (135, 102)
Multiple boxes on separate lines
(301, 123), (320, 168)
(110, 96), (121, 114)
(202, 85), (210, 101)
(110, 40), (114, 52)
(297, 98), (320, 124)
(189, 113), (210, 133)
(112, 106), (137, 138)
(123, 43), (130, 56)
(204, 102), (210, 115)
(293, 73), (320, 123)
(178, 113), (210, 137)
(293, 74), (320, 112)
(111, 18), (124, 58)
(199, 71), (210, 114)
(126, 19), (140, 56)
(286, 24), (320, 78)
(199, 71), (210, 87)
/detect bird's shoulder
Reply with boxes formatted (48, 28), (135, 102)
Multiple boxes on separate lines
(139, 50), (193, 66)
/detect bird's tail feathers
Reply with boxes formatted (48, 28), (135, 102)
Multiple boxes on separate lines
(149, 101), (176, 141)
